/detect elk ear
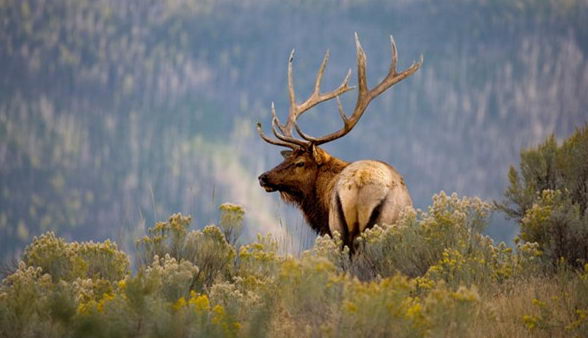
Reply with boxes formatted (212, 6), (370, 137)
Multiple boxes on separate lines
(280, 150), (293, 159)
(310, 145), (327, 165)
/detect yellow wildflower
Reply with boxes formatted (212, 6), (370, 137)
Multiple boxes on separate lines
(531, 298), (546, 308)
(77, 300), (98, 315)
(97, 293), (114, 312)
(415, 277), (435, 290)
(173, 297), (187, 311)
(343, 301), (358, 313)
(406, 303), (422, 319)
(522, 314), (539, 329)
(451, 286), (480, 302)
(117, 280), (126, 289)
(190, 294), (210, 312)
(211, 304), (225, 324)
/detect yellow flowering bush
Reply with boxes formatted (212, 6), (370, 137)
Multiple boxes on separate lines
(339, 192), (521, 289)
(218, 203), (245, 245)
(136, 213), (193, 266)
(238, 234), (281, 279)
(305, 231), (351, 273)
(0, 263), (54, 335)
(184, 225), (236, 290)
(143, 254), (199, 302)
(23, 232), (129, 282)
(1, 194), (587, 337)
(136, 213), (236, 291)
(337, 275), (424, 337)
(209, 279), (262, 324)
(422, 283), (481, 337)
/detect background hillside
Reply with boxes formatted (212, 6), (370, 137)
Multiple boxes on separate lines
(1, 0), (587, 261)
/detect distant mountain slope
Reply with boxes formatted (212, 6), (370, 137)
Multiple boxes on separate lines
(1, 0), (587, 259)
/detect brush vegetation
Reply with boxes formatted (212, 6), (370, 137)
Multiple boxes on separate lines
(1, 127), (587, 337)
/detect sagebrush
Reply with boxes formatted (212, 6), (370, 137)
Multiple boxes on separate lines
(2, 192), (588, 337)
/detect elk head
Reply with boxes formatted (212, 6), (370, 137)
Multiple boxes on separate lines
(257, 33), (422, 237)
(258, 146), (328, 195)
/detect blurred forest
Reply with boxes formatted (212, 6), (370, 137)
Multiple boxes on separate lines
(1, 0), (587, 261)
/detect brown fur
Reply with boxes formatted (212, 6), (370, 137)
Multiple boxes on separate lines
(256, 34), (420, 250)
(259, 146), (412, 250)
(259, 146), (348, 235)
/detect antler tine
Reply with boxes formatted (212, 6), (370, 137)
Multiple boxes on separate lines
(355, 32), (368, 97)
(282, 51), (354, 134)
(336, 95), (349, 123)
(270, 102), (288, 135)
(258, 34), (420, 148)
(283, 49), (297, 137)
(259, 48), (353, 149)
(390, 35), (398, 76)
(307, 33), (422, 146)
(294, 121), (319, 143)
(314, 50), (330, 95)
(272, 116), (309, 147)
(369, 36), (423, 100)
(298, 67), (353, 112)
(256, 122), (296, 149)
(257, 102), (305, 149)
(294, 95), (351, 143)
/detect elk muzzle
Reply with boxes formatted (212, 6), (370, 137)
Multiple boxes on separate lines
(258, 172), (277, 192)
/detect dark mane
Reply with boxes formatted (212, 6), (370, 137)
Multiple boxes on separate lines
(280, 190), (330, 235)
(278, 157), (348, 235)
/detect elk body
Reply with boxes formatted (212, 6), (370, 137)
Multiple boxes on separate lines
(257, 34), (422, 250)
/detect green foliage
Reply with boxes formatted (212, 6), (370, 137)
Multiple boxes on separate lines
(366, 193), (492, 277)
(136, 213), (236, 291)
(23, 232), (129, 282)
(335, 193), (520, 288)
(2, 194), (588, 337)
(143, 254), (199, 303)
(498, 124), (588, 268)
(218, 203), (245, 246)
(2, 0), (588, 265)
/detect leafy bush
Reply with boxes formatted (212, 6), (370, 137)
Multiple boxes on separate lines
(497, 124), (588, 268)
(1, 195), (588, 337)
(218, 203), (245, 246)
(349, 193), (496, 282)
(309, 192), (520, 289)
(136, 213), (236, 291)
(23, 232), (129, 282)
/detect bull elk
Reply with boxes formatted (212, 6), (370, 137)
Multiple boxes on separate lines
(257, 34), (422, 251)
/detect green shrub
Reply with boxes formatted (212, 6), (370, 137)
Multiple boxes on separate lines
(23, 232), (129, 282)
(0, 263), (54, 336)
(2, 192), (587, 337)
(323, 192), (518, 288)
(218, 203), (245, 246)
(498, 124), (588, 268)
(136, 213), (236, 291)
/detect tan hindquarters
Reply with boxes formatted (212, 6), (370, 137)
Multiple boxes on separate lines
(328, 160), (412, 242)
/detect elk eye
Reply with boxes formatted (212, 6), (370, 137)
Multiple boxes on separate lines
(295, 162), (305, 167)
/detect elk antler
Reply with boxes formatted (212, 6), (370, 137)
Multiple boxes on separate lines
(257, 33), (422, 149)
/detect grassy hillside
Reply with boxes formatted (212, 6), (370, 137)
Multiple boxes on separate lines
(1, 0), (588, 261)
(4, 120), (587, 337)
(1, 192), (587, 337)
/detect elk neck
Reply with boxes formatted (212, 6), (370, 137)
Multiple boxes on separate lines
(299, 155), (349, 235)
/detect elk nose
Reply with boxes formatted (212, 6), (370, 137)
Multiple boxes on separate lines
(258, 173), (269, 186)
